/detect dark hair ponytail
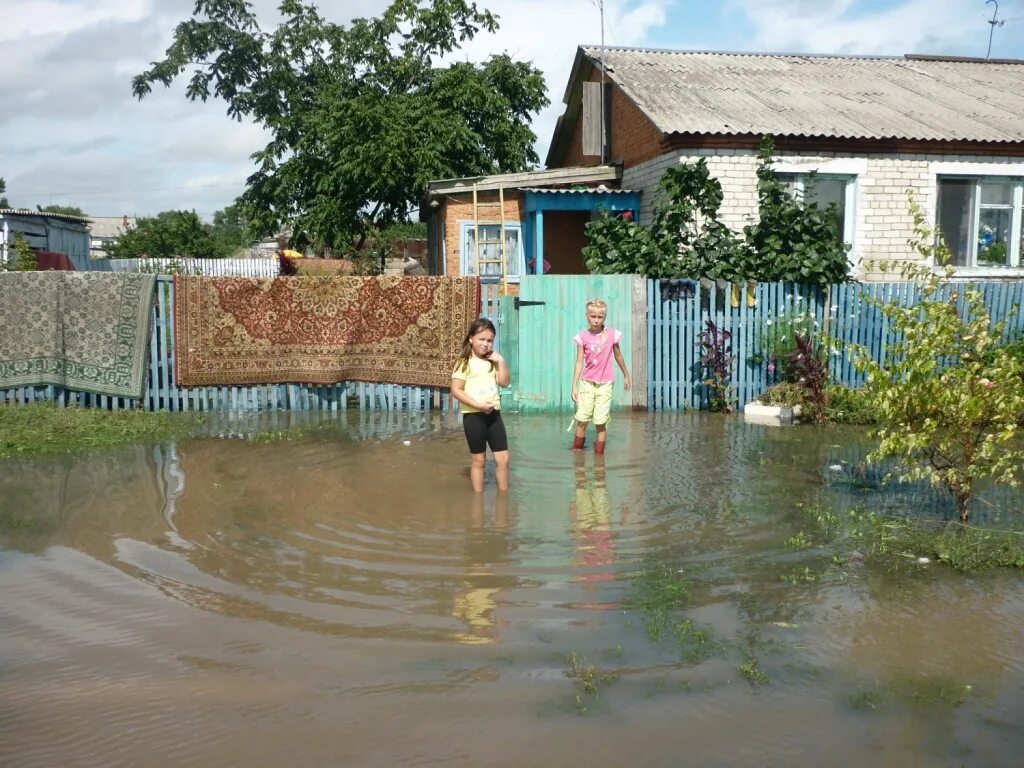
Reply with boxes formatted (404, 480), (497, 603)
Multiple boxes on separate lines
(455, 317), (497, 373)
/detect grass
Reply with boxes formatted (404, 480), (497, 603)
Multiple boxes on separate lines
(626, 562), (722, 662)
(800, 503), (1024, 573)
(564, 651), (617, 713)
(0, 403), (197, 458)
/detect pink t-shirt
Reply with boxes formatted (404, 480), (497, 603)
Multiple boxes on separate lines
(574, 327), (622, 384)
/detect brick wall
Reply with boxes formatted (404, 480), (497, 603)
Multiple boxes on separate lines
(623, 149), (1024, 280)
(441, 192), (525, 277)
(551, 74), (665, 170)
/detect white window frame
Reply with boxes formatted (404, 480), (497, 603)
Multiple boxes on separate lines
(935, 175), (1023, 271)
(774, 158), (863, 266)
(931, 161), (1024, 276)
(458, 220), (525, 283)
(777, 172), (857, 247)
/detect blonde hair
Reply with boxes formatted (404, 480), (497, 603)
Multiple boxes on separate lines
(585, 298), (607, 312)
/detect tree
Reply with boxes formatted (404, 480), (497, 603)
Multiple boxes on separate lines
(42, 205), (87, 217)
(132, 0), (548, 249)
(0, 177), (9, 208)
(743, 136), (850, 283)
(851, 194), (1024, 523)
(107, 210), (220, 259)
(209, 203), (253, 257)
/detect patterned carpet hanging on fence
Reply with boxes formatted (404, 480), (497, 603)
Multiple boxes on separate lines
(0, 272), (156, 398)
(173, 275), (480, 387)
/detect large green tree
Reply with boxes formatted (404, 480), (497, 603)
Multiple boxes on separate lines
(209, 202), (253, 256)
(132, 0), (548, 248)
(107, 210), (220, 259)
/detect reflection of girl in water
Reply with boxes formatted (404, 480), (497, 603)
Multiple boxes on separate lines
(569, 460), (624, 610)
(451, 494), (510, 645)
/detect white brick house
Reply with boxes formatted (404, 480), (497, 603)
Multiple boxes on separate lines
(547, 47), (1024, 280)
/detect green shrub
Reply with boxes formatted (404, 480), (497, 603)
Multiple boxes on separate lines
(821, 385), (875, 425)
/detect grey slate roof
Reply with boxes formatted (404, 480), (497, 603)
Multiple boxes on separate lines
(581, 47), (1024, 143)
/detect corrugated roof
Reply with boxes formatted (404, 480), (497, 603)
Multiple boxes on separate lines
(519, 187), (635, 194)
(0, 208), (91, 224)
(580, 47), (1024, 142)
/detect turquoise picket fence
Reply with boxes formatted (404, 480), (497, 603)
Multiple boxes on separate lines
(647, 279), (1024, 411)
(0, 278), (505, 413)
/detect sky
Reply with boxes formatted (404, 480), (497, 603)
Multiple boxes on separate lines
(2, 0), (1023, 220)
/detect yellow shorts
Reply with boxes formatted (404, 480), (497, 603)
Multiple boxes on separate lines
(575, 380), (613, 425)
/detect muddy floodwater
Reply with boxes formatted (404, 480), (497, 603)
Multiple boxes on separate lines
(2, 412), (1023, 767)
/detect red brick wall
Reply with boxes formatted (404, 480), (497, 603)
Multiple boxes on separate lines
(551, 69), (666, 170)
(441, 192), (524, 278)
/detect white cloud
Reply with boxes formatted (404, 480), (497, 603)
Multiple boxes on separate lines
(1, 0), (671, 218)
(725, 0), (1007, 56)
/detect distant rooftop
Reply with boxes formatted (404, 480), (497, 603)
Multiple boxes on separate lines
(0, 208), (91, 224)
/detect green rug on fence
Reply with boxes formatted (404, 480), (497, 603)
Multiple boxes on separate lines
(0, 272), (156, 398)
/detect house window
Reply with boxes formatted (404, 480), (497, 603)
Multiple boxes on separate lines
(937, 177), (1023, 268)
(778, 174), (855, 245)
(460, 223), (523, 282)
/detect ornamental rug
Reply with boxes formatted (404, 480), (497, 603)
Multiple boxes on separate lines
(173, 275), (480, 388)
(0, 272), (156, 398)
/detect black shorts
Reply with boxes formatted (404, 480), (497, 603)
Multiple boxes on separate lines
(462, 411), (508, 455)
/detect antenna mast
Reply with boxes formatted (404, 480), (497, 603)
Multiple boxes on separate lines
(987, 0), (1004, 59)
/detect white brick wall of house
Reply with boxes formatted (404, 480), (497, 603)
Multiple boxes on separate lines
(623, 149), (1024, 281)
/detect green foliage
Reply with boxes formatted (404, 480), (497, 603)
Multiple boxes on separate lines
(41, 205), (87, 217)
(651, 161), (748, 281)
(756, 381), (806, 407)
(737, 657), (769, 685)
(820, 384), (875, 425)
(0, 176), (9, 208)
(5, 234), (38, 271)
(133, 0), (548, 248)
(209, 203), (254, 257)
(851, 193), (1024, 522)
(107, 210), (220, 259)
(743, 136), (851, 283)
(752, 306), (819, 380)
(582, 213), (661, 275)
(582, 139), (850, 284)
(801, 504), (1024, 573)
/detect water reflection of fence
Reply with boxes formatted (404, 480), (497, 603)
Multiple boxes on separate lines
(0, 279), (504, 413)
(647, 279), (1024, 411)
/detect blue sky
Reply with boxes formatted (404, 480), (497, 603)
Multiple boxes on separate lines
(1, 0), (1023, 219)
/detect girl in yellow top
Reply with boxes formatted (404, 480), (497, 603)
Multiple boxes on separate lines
(450, 318), (511, 492)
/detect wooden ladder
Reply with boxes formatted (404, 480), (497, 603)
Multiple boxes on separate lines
(471, 183), (509, 296)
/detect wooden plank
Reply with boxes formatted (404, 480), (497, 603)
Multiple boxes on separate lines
(631, 275), (647, 409)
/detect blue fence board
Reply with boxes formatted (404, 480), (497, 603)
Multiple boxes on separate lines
(647, 278), (1024, 411)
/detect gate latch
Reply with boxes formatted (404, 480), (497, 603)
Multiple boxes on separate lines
(514, 298), (546, 309)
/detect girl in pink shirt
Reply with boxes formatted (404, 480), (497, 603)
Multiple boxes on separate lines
(570, 299), (631, 454)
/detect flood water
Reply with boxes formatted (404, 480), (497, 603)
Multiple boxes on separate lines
(2, 412), (1023, 767)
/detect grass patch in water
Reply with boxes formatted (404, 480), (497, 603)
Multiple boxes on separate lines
(626, 562), (722, 662)
(0, 403), (196, 457)
(737, 657), (769, 686)
(848, 678), (972, 713)
(564, 651), (617, 714)
(800, 504), (1024, 573)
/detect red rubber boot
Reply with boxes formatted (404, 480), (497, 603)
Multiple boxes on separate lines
(595, 440), (606, 455)
(572, 435), (585, 450)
